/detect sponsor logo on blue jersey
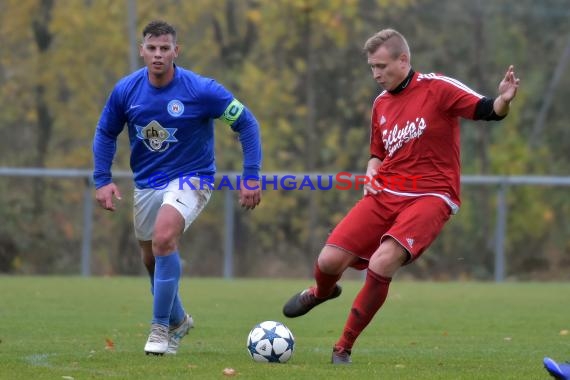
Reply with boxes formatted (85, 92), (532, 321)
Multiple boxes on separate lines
(136, 120), (178, 152)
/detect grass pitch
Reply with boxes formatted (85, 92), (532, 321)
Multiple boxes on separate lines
(0, 276), (568, 379)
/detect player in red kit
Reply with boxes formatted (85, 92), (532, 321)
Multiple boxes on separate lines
(282, 28), (520, 364)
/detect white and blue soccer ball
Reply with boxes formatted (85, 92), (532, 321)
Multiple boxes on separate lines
(246, 320), (295, 363)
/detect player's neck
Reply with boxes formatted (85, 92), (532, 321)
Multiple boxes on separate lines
(388, 68), (414, 94)
(148, 66), (175, 88)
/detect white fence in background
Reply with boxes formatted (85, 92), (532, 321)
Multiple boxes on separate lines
(1, 167), (569, 281)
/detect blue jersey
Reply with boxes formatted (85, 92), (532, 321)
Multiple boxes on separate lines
(93, 65), (261, 189)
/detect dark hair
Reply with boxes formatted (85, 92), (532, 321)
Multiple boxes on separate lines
(142, 20), (177, 42)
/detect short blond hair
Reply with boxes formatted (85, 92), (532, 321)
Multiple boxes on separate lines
(363, 29), (410, 61)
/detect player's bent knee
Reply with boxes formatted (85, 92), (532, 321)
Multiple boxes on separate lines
(318, 246), (356, 274)
(369, 248), (407, 276)
(151, 232), (178, 255)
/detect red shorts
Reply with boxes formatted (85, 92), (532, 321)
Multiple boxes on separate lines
(326, 193), (451, 269)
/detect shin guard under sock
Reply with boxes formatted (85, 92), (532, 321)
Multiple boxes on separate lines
(314, 263), (342, 298)
(149, 276), (185, 327)
(335, 269), (391, 350)
(152, 252), (181, 326)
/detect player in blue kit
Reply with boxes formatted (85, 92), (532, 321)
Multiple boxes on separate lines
(544, 357), (570, 379)
(92, 20), (262, 355)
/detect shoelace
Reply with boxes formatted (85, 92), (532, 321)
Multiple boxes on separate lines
(148, 326), (168, 343)
(335, 349), (350, 358)
(299, 288), (317, 306)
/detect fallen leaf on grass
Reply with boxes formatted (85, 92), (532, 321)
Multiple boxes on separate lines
(105, 338), (115, 350)
(223, 368), (237, 376)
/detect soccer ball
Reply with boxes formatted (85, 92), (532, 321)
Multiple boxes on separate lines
(246, 320), (295, 363)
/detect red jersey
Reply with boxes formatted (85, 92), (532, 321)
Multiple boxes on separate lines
(370, 71), (483, 213)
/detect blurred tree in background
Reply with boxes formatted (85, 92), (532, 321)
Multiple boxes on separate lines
(0, 0), (568, 279)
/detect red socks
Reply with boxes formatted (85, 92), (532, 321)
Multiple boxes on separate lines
(314, 263), (341, 298)
(335, 269), (391, 351)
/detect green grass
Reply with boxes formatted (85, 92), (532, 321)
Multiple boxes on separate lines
(0, 277), (568, 379)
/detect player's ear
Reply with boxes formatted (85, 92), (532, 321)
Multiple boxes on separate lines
(139, 44), (144, 57)
(174, 44), (179, 58)
(398, 53), (410, 69)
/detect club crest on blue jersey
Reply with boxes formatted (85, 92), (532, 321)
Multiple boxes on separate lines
(135, 120), (178, 152)
(167, 99), (184, 117)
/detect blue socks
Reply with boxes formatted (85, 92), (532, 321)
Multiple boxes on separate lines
(149, 279), (186, 327)
(169, 293), (185, 327)
(152, 252), (183, 327)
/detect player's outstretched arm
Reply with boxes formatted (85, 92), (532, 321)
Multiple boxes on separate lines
(95, 183), (122, 212)
(494, 65), (520, 117)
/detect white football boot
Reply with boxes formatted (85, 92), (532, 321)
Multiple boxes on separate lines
(144, 324), (169, 355)
(166, 314), (194, 355)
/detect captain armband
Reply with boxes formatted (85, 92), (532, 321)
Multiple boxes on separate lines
(219, 98), (245, 126)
